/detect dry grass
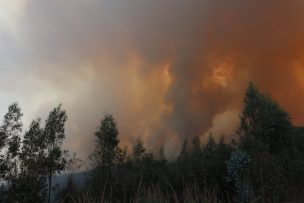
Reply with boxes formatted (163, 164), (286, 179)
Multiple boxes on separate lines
(60, 183), (227, 203)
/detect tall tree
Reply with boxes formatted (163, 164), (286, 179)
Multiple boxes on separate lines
(0, 103), (23, 184)
(21, 119), (45, 175)
(44, 104), (68, 203)
(18, 119), (47, 202)
(90, 114), (121, 197)
(92, 114), (120, 168)
(238, 83), (294, 201)
(239, 83), (293, 154)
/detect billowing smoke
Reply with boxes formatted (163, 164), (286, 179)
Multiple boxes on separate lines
(1, 0), (304, 161)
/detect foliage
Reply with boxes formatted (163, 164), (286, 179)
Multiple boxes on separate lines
(91, 114), (120, 167)
(227, 150), (251, 203)
(0, 103), (69, 203)
(17, 119), (47, 202)
(238, 83), (301, 201)
(0, 103), (23, 181)
(44, 104), (68, 203)
(89, 113), (124, 198)
(239, 83), (293, 154)
(1, 82), (304, 202)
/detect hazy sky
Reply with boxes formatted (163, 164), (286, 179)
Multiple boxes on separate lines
(1, 0), (304, 162)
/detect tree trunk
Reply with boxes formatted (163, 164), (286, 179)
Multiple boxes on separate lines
(48, 175), (52, 203)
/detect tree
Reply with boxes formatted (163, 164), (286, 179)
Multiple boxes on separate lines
(205, 133), (216, 153)
(132, 138), (146, 161)
(90, 114), (121, 197)
(17, 119), (47, 202)
(178, 139), (188, 161)
(21, 119), (46, 176)
(92, 114), (120, 168)
(238, 83), (294, 201)
(0, 103), (23, 202)
(177, 139), (191, 192)
(0, 103), (23, 184)
(192, 136), (201, 154)
(239, 83), (293, 154)
(44, 104), (68, 203)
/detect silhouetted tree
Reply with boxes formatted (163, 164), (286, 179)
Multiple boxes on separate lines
(0, 103), (23, 201)
(90, 114), (122, 198)
(239, 83), (293, 154)
(132, 138), (146, 161)
(0, 82), (301, 202)
(0, 103), (22, 184)
(239, 83), (294, 201)
(17, 119), (47, 202)
(92, 114), (120, 167)
(44, 104), (68, 203)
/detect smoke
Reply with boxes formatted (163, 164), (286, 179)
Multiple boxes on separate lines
(1, 0), (304, 160)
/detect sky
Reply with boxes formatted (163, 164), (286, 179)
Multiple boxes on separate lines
(1, 0), (304, 162)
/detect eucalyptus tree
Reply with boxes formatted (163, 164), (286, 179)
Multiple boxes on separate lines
(44, 104), (68, 203)
(17, 119), (47, 202)
(0, 103), (23, 183)
(90, 114), (122, 197)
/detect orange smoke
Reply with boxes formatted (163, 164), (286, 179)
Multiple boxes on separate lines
(15, 0), (304, 158)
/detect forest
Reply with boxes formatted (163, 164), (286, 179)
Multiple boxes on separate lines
(0, 83), (304, 203)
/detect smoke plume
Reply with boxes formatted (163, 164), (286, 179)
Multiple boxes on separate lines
(1, 0), (304, 160)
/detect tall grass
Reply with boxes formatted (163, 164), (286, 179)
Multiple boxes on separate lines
(59, 182), (227, 203)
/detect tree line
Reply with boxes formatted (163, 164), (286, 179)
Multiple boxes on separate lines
(1, 83), (304, 202)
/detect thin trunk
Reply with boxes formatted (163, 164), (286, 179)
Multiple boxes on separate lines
(48, 175), (52, 203)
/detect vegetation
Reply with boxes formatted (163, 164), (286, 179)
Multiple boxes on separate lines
(0, 83), (304, 202)
(0, 104), (69, 203)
